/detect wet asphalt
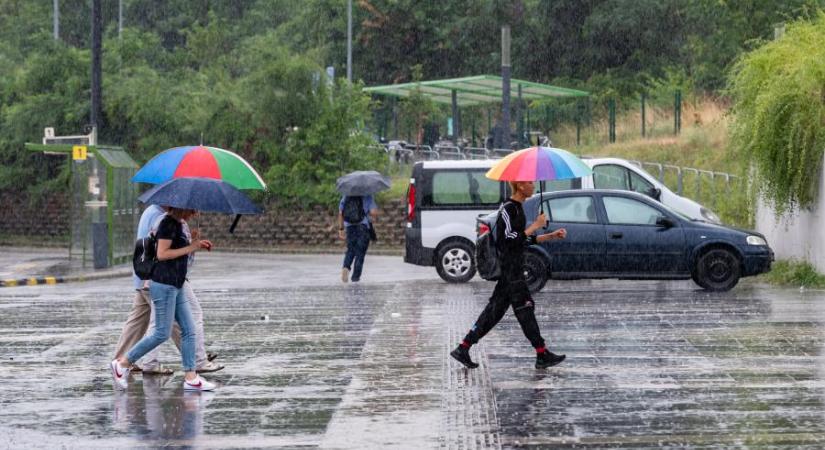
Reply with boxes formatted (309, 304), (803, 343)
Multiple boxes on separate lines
(1, 251), (825, 448)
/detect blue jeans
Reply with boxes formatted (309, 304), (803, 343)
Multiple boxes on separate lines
(343, 224), (370, 281)
(126, 282), (197, 371)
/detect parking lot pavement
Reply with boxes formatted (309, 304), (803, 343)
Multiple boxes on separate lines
(2, 252), (825, 448)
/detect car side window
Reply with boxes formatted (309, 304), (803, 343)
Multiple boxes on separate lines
(545, 196), (597, 223)
(431, 170), (500, 205)
(628, 170), (653, 195)
(593, 165), (629, 190)
(603, 196), (663, 225)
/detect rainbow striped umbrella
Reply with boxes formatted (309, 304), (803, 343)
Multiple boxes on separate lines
(133, 145), (266, 190)
(486, 146), (591, 181)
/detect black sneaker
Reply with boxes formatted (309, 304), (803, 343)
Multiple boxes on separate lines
(450, 346), (479, 369)
(536, 351), (566, 369)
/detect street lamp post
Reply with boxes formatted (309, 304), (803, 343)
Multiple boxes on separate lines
(347, 0), (352, 82)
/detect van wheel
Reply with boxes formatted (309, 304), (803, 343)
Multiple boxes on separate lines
(435, 241), (476, 283)
(693, 248), (741, 292)
(524, 252), (549, 293)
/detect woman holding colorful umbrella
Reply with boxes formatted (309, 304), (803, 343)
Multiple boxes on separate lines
(450, 146), (591, 370)
(111, 146), (264, 386)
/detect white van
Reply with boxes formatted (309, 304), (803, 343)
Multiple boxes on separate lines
(404, 158), (721, 282)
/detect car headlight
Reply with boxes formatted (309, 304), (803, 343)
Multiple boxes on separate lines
(746, 235), (768, 246)
(700, 207), (721, 224)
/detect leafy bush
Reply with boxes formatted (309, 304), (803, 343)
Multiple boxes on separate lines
(763, 259), (825, 288)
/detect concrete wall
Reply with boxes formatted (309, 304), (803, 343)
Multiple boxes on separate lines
(0, 192), (407, 251)
(755, 161), (825, 272)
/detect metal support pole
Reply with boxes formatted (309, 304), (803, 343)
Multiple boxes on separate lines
(347, 0), (352, 82)
(526, 103), (531, 145)
(91, 0), (102, 131)
(53, 0), (59, 40)
(497, 26), (511, 149)
(471, 112), (476, 147)
(545, 105), (551, 133)
(641, 92), (646, 137)
(608, 99), (616, 143)
(674, 90), (681, 135)
(118, 0), (123, 38)
(516, 83), (523, 147)
(576, 100), (582, 146)
(392, 98), (398, 139)
(451, 89), (461, 138)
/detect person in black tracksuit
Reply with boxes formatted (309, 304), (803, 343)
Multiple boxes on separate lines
(451, 180), (567, 369)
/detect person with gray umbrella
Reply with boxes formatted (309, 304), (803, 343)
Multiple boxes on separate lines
(336, 171), (390, 283)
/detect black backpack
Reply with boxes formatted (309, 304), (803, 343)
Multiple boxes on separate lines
(475, 207), (502, 281)
(342, 196), (365, 223)
(133, 233), (158, 280)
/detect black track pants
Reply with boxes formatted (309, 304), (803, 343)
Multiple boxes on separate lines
(463, 274), (545, 349)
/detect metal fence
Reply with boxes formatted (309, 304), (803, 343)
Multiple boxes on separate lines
(627, 160), (741, 215)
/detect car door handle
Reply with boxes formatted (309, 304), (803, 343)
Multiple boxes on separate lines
(610, 232), (623, 239)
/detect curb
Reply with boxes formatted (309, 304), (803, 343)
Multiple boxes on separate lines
(0, 276), (64, 287)
(0, 248), (405, 288)
(1, 269), (132, 288)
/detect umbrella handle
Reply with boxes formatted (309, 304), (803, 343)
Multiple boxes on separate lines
(229, 214), (242, 234)
(539, 181), (545, 216)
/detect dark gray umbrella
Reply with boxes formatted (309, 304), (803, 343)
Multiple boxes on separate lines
(336, 170), (391, 196)
(138, 177), (262, 233)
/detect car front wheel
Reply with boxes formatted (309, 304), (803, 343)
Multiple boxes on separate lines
(694, 248), (741, 292)
(435, 241), (476, 283)
(524, 251), (549, 293)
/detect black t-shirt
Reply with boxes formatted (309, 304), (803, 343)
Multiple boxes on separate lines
(151, 215), (189, 288)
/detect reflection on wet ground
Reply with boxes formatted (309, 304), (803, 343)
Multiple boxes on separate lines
(1, 257), (825, 448)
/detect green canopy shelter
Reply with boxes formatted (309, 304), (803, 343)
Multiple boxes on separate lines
(364, 75), (589, 144)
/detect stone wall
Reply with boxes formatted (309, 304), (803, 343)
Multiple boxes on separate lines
(196, 198), (407, 251)
(0, 192), (69, 241)
(0, 192), (407, 251)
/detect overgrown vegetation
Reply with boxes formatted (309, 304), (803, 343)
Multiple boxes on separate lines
(760, 259), (825, 288)
(728, 12), (825, 216)
(1, 1), (823, 207)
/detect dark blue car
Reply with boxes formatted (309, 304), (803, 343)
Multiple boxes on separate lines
(476, 190), (774, 292)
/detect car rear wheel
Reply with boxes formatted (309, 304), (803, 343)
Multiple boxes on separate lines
(435, 241), (476, 283)
(694, 248), (741, 292)
(524, 251), (549, 293)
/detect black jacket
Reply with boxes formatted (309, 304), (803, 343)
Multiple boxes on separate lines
(495, 199), (536, 278)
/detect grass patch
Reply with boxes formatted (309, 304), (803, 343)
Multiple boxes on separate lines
(760, 259), (825, 288)
(556, 99), (753, 227)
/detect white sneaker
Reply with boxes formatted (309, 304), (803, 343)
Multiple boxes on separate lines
(110, 359), (130, 390)
(341, 267), (349, 283)
(183, 375), (216, 391)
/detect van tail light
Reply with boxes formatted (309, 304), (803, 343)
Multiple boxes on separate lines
(407, 184), (416, 222)
(478, 222), (490, 237)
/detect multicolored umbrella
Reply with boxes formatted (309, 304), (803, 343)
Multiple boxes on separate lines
(487, 146), (592, 215)
(486, 146), (592, 181)
(133, 145), (266, 190)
